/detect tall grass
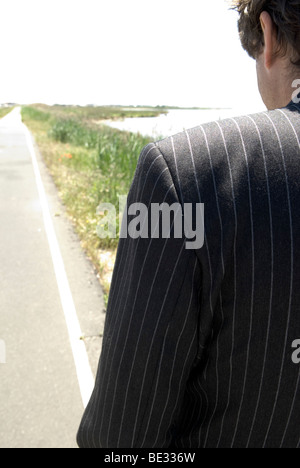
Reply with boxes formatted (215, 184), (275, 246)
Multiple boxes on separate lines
(49, 119), (99, 147)
(21, 104), (153, 299)
(0, 106), (15, 119)
(21, 106), (50, 122)
(46, 114), (151, 206)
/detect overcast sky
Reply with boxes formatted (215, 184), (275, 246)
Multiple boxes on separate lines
(0, 0), (265, 112)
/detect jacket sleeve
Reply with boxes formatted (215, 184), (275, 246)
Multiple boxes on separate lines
(77, 142), (202, 448)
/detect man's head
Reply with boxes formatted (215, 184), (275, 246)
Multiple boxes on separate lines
(232, 0), (300, 109)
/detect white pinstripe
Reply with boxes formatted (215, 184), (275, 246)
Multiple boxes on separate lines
(219, 116), (256, 447)
(170, 130), (213, 365)
(215, 120), (239, 447)
(184, 130), (214, 319)
(148, 257), (199, 447)
(169, 136), (184, 204)
(262, 109), (296, 447)
(199, 123), (226, 447)
(244, 113), (276, 447)
(183, 129), (214, 444)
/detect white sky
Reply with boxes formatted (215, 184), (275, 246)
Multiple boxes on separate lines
(0, 0), (265, 112)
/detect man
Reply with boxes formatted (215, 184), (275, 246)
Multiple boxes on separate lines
(77, 0), (300, 448)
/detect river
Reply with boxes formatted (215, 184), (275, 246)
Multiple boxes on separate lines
(104, 108), (250, 139)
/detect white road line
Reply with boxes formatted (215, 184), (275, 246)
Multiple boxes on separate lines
(22, 118), (94, 408)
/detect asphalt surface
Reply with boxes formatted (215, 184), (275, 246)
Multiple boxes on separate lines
(0, 108), (106, 448)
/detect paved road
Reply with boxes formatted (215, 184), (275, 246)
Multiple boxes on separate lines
(0, 108), (106, 448)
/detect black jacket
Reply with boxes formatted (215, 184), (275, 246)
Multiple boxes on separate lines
(77, 102), (300, 448)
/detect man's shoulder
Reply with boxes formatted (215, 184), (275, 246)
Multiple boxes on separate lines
(154, 104), (300, 161)
(137, 104), (300, 203)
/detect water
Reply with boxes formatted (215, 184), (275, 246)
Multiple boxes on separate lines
(104, 108), (244, 139)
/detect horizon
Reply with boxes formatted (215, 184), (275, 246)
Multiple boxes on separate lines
(0, 0), (264, 114)
(0, 102), (234, 110)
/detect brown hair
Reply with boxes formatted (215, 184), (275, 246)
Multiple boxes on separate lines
(231, 0), (300, 67)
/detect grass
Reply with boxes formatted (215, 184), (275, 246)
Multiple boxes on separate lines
(26, 103), (167, 122)
(21, 104), (156, 302)
(0, 106), (15, 119)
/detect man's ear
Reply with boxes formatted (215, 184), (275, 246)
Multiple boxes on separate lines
(260, 11), (278, 70)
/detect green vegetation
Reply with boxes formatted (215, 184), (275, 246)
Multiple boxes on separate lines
(21, 104), (157, 300)
(24, 103), (167, 123)
(0, 106), (15, 119)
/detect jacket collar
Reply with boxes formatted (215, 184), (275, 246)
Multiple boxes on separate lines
(286, 98), (300, 112)
(286, 88), (300, 111)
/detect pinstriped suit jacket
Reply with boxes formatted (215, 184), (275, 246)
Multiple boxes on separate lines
(77, 101), (300, 448)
